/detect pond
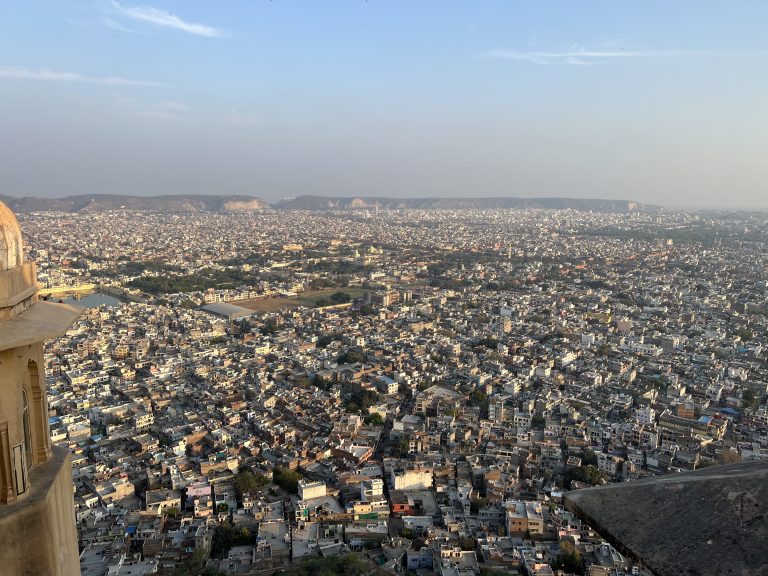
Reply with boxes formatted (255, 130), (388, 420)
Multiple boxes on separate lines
(61, 292), (121, 308)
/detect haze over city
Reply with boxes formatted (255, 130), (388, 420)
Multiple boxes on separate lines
(1, 1), (767, 209)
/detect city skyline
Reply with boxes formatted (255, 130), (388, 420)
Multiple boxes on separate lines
(2, 1), (768, 209)
(15, 200), (768, 575)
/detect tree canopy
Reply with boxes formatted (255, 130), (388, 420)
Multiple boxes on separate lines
(564, 465), (605, 488)
(273, 466), (302, 494)
(233, 470), (269, 497)
(281, 553), (385, 576)
(552, 541), (583, 574)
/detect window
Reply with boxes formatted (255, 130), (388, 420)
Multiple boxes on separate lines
(23, 389), (32, 473)
(11, 390), (33, 496)
(13, 444), (26, 495)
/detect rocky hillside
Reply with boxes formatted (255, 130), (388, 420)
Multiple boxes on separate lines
(565, 461), (768, 576)
(272, 195), (660, 213)
(0, 193), (660, 213)
(0, 194), (269, 213)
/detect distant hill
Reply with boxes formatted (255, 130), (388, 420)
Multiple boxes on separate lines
(272, 195), (661, 213)
(0, 194), (269, 213)
(0, 193), (661, 213)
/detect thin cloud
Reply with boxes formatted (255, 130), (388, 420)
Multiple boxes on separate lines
(0, 66), (163, 87)
(136, 109), (193, 123)
(109, 95), (257, 126)
(484, 47), (699, 65)
(101, 17), (138, 34)
(566, 58), (594, 66)
(111, 1), (223, 38)
(157, 100), (190, 112)
(108, 94), (191, 122)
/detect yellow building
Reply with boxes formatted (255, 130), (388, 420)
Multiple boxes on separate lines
(0, 202), (82, 575)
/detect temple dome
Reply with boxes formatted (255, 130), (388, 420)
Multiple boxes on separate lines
(0, 201), (23, 271)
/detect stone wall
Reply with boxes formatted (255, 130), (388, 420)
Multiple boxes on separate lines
(0, 446), (80, 575)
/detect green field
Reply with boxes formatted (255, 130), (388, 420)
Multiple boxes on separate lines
(235, 287), (370, 312)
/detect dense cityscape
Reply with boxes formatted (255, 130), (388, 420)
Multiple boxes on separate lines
(21, 206), (768, 576)
(3, 2), (767, 574)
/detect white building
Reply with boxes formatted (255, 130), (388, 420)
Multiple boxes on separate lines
(636, 408), (656, 426)
(298, 479), (326, 500)
(392, 467), (433, 491)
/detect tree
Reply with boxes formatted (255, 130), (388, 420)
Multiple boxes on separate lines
(211, 525), (254, 558)
(393, 437), (410, 457)
(742, 388), (759, 410)
(273, 466), (302, 494)
(330, 291), (351, 304)
(552, 540), (583, 574)
(188, 547), (211, 573)
(237, 317), (253, 335)
(359, 304), (376, 316)
(338, 350), (365, 364)
(564, 465), (605, 488)
(469, 389), (488, 406)
(579, 449), (598, 466)
(469, 497), (488, 515)
(737, 327), (754, 342)
(358, 389), (379, 408)
(280, 553), (380, 576)
(314, 373), (332, 391)
(336, 275), (351, 288)
(531, 414), (546, 430)
(365, 412), (385, 426)
(477, 337), (500, 349)
(262, 319), (278, 335)
(233, 471), (268, 497)
(317, 334), (339, 348)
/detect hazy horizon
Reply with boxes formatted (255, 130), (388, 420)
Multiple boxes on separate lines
(2, 1), (767, 210)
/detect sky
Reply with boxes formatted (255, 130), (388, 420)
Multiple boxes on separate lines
(1, 1), (767, 209)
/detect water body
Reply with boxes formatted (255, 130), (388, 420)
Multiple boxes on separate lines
(62, 292), (121, 308)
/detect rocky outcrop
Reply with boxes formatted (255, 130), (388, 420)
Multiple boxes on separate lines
(0, 193), (661, 214)
(1, 194), (268, 213)
(222, 198), (270, 211)
(564, 461), (768, 576)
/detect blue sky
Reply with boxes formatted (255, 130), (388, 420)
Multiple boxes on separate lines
(1, 1), (767, 208)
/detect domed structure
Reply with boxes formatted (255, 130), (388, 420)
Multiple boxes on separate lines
(0, 201), (23, 271)
(0, 202), (83, 575)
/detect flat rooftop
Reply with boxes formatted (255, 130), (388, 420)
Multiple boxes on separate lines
(200, 302), (255, 319)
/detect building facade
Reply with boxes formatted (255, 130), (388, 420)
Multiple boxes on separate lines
(0, 202), (82, 575)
